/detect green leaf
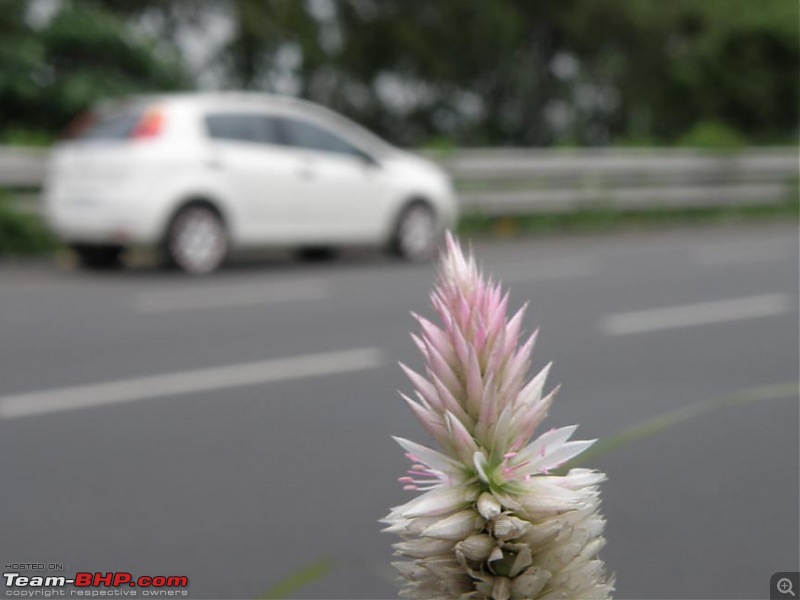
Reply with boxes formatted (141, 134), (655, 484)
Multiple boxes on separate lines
(556, 382), (799, 473)
(260, 559), (333, 600)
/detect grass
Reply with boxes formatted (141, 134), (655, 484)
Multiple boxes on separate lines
(555, 382), (799, 474)
(457, 198), (799, 238)
(0, 194), (60, 256)
(260, 559), (333, 600)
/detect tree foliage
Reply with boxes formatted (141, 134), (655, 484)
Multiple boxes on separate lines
(0, 0), (188, 141)
(561, 0), (799, 145)
(1, 0), (796, 147)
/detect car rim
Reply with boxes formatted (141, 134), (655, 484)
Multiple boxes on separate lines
(170, 208), (226, 274)
(399, 206), (436, 260)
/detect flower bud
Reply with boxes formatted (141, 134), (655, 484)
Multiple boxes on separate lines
(455, 533), (496, 562)
(511, 566), (550, 598)
(492, 515), (531, 541)
(492, 576), (511, 600)
(488, 546), (504, 564)
(477, 492), (502, 519)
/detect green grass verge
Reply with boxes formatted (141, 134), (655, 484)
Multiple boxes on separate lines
(0, 195), (60, 256)
(457, 198), (799, 237)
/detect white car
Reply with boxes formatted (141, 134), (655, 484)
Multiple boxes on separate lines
(44, 92), (458, 273)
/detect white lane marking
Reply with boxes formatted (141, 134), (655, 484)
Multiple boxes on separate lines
(132, 280), (330, 313)
(601, 294), (792, 336)
(694, 241), (794, 266)
(0, 347), (385, 419)
(496, 257), (596, 283)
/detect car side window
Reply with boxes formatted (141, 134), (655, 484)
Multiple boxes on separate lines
(276, 117), (364, 158)
(204, 113), (282, 145)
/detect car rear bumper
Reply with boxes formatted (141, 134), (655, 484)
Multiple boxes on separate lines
(44, 187), (162, 246)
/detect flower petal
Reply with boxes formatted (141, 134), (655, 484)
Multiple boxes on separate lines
(392, 436), (461, 474)
(516, 424), (579, 464)
(421, 509), (483, 540)
(389, 484), (477, 519)
(530, 439), (596, 472)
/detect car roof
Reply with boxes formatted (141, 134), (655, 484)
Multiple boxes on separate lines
(102, 92), (398, 157)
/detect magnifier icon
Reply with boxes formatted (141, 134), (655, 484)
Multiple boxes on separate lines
(778, 578), (796, 597)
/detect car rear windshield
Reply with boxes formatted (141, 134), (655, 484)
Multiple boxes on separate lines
(68, 109), (145, 141)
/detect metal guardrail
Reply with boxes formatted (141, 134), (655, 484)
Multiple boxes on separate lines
(427, 147), (798, 214)
(0, 146), (796, 214)
(0, 147), (49, 188)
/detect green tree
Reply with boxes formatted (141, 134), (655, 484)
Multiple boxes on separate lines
(203, 0), (798, 146)
(4, 1), (796, 147)
(562, 0), (799, 145)
(0, 0), (46, 141)
(0, 1), (189, 142)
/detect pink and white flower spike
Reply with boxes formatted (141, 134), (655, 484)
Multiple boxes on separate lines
(382, 232), (613, 600)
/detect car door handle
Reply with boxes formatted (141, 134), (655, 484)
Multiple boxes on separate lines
(297, 167), (316, 180)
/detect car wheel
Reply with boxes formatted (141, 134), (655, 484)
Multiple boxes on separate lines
(165, 205), (228, 274)
(391, 202), (438, 261)
(72, 244), (124, 270)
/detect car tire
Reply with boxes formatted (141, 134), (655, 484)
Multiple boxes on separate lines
(390, 202), (438, 262)
(164, 205), (228, 274)
(72, 244), (124, 270)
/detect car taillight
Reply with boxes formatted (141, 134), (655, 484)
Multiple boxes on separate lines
(130, 109), (165, 140)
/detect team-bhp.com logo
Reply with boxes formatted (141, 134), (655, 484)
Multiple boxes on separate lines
(4, 572), (189, 597)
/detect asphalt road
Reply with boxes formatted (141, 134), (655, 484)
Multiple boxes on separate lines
(1, 223), (798, 600)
